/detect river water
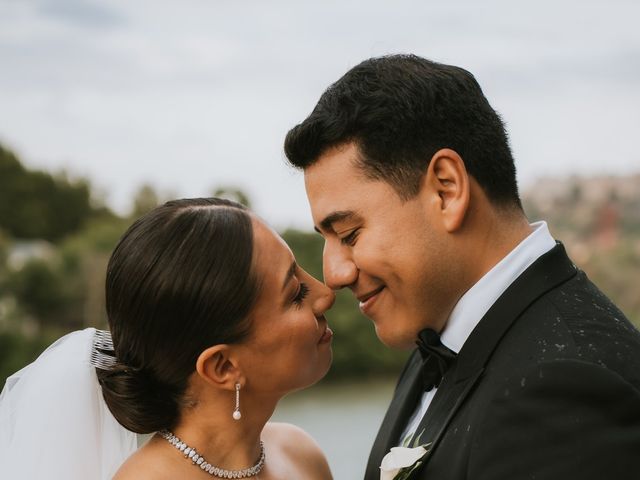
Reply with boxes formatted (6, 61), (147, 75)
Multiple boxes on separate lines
(271, 379), (396, 480)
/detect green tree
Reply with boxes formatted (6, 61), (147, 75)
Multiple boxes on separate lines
(0, 229), (9, 273)
(5, 259), (60, 320)
(130, 184), (160, 218)
(0, 144), (95, 242)
(212, 187), (252, 208)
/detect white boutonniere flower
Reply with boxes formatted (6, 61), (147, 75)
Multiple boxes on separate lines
(379, 444), (430, 480)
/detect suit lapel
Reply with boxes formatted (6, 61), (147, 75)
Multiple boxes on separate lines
(452, 242), (576, 384)
(406, 243), (578, 476)
(364, 352), (424, 480)
(407, 366), (484, 462)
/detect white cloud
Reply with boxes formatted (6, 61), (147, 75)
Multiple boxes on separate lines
(0, 0), (639, 228)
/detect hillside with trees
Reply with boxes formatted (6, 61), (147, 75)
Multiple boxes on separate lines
(1, 143), (638, 386)
(0, 144), (408, 384)
(522, 174), (640, 328)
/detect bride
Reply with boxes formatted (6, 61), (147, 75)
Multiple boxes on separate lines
(0, 197), (336, 479)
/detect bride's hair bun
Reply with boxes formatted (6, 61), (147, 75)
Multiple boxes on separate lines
(97, 365), (180, 433)
(96, 198), (260, 434)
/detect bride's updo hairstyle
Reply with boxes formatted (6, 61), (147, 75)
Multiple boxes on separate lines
(97, 198), (259, 434)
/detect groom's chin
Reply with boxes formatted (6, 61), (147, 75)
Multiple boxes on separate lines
(373, 322), (418, 351)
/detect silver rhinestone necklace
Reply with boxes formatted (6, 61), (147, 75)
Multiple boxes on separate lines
(159, 430), (266, 478)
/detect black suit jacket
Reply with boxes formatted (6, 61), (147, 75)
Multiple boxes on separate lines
(365, 244), (640, 480)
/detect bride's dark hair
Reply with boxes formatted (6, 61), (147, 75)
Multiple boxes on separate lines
(97, 198), (259, 434)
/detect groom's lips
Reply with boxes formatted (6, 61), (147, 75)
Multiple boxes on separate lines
(357, 286), (385, 314)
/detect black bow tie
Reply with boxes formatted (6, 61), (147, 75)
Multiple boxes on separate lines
(416, 328), (457, 391)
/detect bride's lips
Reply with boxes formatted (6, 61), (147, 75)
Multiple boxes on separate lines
(358, 286), (385, 315)
(318, 322), (333, 344)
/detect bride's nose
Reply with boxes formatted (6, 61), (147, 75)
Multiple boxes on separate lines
(312, 281), (336, 316)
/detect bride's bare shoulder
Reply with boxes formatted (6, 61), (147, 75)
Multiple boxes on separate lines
(263, 422), (332, 480)
(262, 422), (322, 456)
(112, 438), (176, 480)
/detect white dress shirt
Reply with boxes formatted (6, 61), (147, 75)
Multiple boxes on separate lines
(398, 221), (556, 445)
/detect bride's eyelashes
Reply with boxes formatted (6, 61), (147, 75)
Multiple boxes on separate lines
(292, 282), (310, 308)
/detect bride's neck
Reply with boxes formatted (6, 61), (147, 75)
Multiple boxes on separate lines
(164, 390), (278, 471)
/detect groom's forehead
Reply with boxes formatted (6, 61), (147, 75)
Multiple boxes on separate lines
(303, 159), (371, 204)
(304, 176), (368, 231)
(303, 143), (364, 182)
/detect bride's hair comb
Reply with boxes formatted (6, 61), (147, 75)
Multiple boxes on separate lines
(90, 329), (117, 370)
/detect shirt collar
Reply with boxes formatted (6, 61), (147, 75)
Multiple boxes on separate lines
(440, 221), (556, 353)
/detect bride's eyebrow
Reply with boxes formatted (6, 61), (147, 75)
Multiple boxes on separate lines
(281, 260), (297, 293)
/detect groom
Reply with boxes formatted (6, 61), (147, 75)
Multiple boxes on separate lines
(284, 55), (640, 479)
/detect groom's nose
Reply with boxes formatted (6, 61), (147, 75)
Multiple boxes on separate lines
(323, 242), (358, 290)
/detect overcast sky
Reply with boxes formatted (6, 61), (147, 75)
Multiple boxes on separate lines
(1, 0), (639, 230)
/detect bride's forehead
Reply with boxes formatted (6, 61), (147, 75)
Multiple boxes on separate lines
(251, 218), (291, 272)
(252, 217), (285, 248)
(249, 223), (295, 308)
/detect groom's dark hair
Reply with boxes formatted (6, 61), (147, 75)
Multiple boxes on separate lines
(285, 54), (522, 209)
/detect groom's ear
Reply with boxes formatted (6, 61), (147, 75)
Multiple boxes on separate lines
(195, 345), (244, 391)
(421, 148), (470, 233)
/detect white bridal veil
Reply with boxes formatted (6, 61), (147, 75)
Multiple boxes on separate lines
(0, 328), (138, 479)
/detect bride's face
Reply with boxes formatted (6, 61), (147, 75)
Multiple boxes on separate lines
(237, 218), (335, 395)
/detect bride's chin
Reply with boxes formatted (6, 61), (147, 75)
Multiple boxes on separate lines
(292, 355), (333, 393)
(312, 353), (333, 385)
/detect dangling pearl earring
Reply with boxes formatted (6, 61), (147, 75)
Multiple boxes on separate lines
(232, 382), (242, 420)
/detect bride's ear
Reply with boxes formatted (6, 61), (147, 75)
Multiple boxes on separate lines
(196, 345), (244, 390)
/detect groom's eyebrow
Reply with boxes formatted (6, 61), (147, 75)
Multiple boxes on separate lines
(281, 260), (298, 292)
(315, 211), (358, 234)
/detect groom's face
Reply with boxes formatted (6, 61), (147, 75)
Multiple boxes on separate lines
(304, 143), (453, 349)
